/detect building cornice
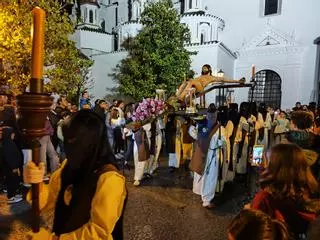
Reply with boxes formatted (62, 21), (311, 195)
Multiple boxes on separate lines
(185, 40), (219, 47)
(237, 25), (304, 58)
(79, 0), (100, 8)
(181, 13), (225, 30)
(113, 21), (142, 32)
(219, 42), (237, 59)
(237, 45), (304, 58)
(77, 25), (112, 34)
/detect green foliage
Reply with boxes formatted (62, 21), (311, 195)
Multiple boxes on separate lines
(0, 0), (93, 102)
(111, 0), (194, 100)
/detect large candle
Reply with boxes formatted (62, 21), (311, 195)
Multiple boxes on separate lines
(251, 64), (255, 80)
(31, 7), (45, 80)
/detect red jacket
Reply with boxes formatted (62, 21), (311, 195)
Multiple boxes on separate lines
(252, 190), (318, 237)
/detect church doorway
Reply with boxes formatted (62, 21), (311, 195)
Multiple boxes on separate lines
(248, 70), (282, 109)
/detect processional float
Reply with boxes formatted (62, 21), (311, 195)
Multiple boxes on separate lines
(170, 64), (255, 115)
(166, 65), (255, 195)
(16, 7), (53, 232)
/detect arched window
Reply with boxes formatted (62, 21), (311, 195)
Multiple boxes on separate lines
(133, 1), (140, 20)
(114, 33), (119, 51)
(89, 10), (94, 23)
(101, 20), (106, 31)
(200, 33), (205, 44)
(248, 70), (282, 109)
(199, 23), (210, 44)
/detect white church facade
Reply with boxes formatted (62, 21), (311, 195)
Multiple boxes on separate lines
(71, 0), (320, 110)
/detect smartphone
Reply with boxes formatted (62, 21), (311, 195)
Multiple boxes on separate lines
(252, 145), (264, 166)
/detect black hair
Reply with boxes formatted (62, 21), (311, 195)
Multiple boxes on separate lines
(82, 91), (88, 97)
(94, 99), (100, 105)
(290, 111), (314, 130)
(218, 106), (228, 127)
(207, 103), (217, 113)
(62, 110), (116, 186)
(116, 100), (124, 107)
(201, 64), (212, 75)
(98, 99), (106, 105)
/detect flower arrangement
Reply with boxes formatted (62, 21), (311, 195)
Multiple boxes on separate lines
(131, 98), (165, 122)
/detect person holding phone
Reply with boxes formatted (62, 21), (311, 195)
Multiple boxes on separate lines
(249, 144), (320, 239)
(252, 145), (264, 166)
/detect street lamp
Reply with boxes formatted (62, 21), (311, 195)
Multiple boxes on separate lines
(217, 69), (224, 78)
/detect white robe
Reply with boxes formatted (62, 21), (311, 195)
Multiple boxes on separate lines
(174, 118), (182, 168)
(234, 116), (255, 174)
(255, 112), (272, 149)
(146, 119), (163, 174)
(192, 129), (226, 205)
(133, 123), (151, 181)
(220, 121), (234, 188)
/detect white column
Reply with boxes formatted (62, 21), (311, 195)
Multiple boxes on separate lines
(214, 25), (219, 41)
(185, 0), (189, 12)
(195, 22), (199, 43)
(86, 8), (89, 23)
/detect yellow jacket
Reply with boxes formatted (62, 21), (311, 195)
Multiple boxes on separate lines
(28, 160), (127, 240)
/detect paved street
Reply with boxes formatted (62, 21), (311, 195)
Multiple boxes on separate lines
(0, 159), (251, 240)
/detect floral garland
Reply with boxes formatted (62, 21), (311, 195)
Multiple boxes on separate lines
(131, 98), (165, 122)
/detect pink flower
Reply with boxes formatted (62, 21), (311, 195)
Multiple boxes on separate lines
(131, 98), (165, 123)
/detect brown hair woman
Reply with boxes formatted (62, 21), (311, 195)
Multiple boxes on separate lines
(250, 144), (320, 238)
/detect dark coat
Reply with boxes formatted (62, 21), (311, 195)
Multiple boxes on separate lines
(1, 127), (22, 171)
(0, 105), (17, 131)
(93, 105), (106, 122)
(165, 115), (176, 153)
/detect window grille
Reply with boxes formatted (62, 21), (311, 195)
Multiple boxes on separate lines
(248, 70), (282, 109)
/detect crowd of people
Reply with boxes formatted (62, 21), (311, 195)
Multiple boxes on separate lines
(1, 88), (320, 239)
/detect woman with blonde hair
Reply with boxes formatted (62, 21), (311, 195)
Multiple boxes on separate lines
(250, 144), (320, 238)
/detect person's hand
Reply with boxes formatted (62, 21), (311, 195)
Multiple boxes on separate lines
(23, 161), (45, 184)
(244, 203), (251, 209)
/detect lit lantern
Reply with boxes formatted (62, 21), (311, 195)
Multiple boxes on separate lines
(217, 69), (224, 78)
